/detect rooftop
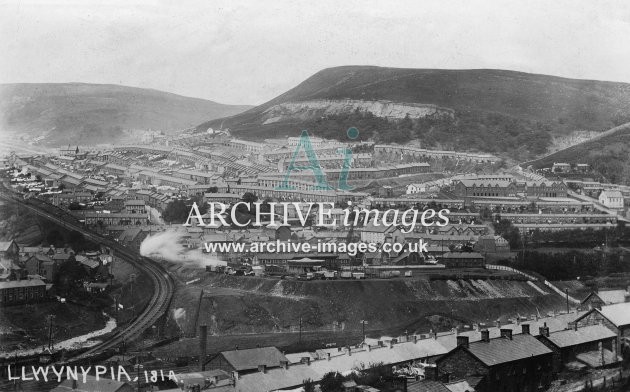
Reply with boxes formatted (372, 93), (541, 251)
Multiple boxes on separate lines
(465, 333), (552, 366)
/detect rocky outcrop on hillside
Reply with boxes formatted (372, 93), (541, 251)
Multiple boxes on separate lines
(262, 99), (454, 124)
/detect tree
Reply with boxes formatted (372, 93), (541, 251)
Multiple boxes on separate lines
(242, 192), (258, 204)
(319, 372), (344, 392)
(54, 257), (88, 297)
(302, 379), (316, 392)
(46, 229), (65, 247)
(162, 200), (190, 223)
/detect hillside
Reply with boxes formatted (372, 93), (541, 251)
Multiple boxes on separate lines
(526, 122), (630, 184)
(167, 274), (565, 340)
(198, 66), (630, 160)
(0, 83), (252, 145)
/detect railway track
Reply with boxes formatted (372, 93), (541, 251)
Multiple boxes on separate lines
(0, 189), (175, 363)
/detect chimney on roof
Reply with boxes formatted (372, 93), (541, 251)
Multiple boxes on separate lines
(481, 329), (490, 342)
(199, 325), (207, 371)
(347, 347), (352, 356)
(573, 322), (578, 331)
(456, 336), (469, 349)
(327, 353), (331, 361)
(522, 324), (530, 335)
(389, 341), (394, 349)
(539, 324), (550, 338)
(496, 320), (501, 329)
(280, 360), (288, 370)
(500, 328), (513, 340)
(367, 344), (371, 352)
(378, 341), (384, 347)
(413, 335), (418, 344)
(258, 365), (266, 374)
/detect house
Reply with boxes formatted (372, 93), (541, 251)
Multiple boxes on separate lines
(205, 346), (289, 376)
(552, 162), (571, 173)
(574, 302), (630, 355)
(360, 221), (403, 244)
(24, 254), (57, 281)
(440, 252), (485, 268)
(538, 324), (620, 371)
(0, 259), (27, 281)
(598, 190), (624, 210)
(0, 279), (46, 305)
(50, 374), (133, 392)
(435, 329), (553, 392)
(453, 179), (517, 198)
(221, 338), (449, 392)
(474, 235), (510, 254)
(0, 240), (19, 260)
(124, 199), (146, 214)
(164, 369), (233, 390)
(581, 288), (630, 309)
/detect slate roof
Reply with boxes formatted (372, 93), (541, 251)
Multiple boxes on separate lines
(598, 302), (630, 327)
(591, 290), (628, 305)
(51, 374), (130, 392)
(442, 252), (484, 259)
(465, 333), (552, 366)
(545, 325), (616, 348)
(0, 241), (16, 252)
(217, 346), (287, 371)
(0, 279), (46, 289)
(407, 380), (450, 392)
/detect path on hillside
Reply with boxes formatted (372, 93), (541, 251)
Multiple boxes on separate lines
(521, 121), (630, 168)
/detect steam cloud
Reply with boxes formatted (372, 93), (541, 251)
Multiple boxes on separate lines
(139, 229), (226, 268)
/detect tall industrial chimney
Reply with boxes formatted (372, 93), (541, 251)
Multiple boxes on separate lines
(199, 325), (208, 371)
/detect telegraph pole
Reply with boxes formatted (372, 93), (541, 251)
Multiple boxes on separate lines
(130, 273), (136, 318)
(565, 288), (570, 314)
(359, 320), (368, 343)
(298, 317), (302, 344)
(47, 314), (55, 350)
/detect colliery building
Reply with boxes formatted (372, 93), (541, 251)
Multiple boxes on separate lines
(0, 279), (47, 305)
(453, 179), (568, 198)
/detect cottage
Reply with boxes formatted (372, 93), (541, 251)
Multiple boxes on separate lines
(538, 324), (620, 371)
(436, 329), (553, 392)
(575, 302), (630, 355)
(205, 346), (288, 375)
(50, 374), (133, 392)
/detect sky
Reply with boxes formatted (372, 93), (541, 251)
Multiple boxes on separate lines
(2, 0), (630, 105)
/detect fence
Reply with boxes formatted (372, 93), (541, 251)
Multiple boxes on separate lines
(485, 264), (581, 304)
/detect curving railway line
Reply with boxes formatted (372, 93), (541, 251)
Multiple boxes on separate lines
(0, 188), (175, 363)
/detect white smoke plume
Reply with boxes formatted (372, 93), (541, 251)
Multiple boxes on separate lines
(172, 308), (187, 332)
(139, 229), (226, 268)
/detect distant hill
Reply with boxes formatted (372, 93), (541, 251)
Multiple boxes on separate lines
(198, 66), (630, 160)
(0, 83), (252, 145)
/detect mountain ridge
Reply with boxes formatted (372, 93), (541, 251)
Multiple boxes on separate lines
(0, 82), (253, 145)
(197, 66), (630, 160)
